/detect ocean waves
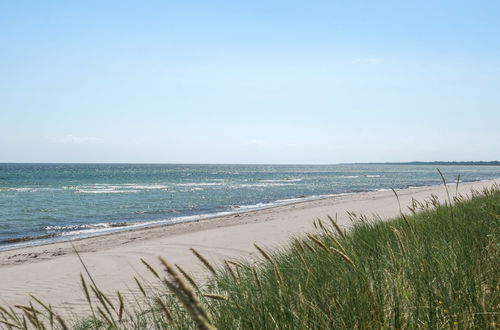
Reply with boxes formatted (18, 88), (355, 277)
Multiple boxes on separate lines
(0, 179), (307, 195)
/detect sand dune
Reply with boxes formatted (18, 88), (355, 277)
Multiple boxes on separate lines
(0, 179), (497, 317)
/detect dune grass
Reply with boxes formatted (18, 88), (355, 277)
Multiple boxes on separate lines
(1, 184), (498, 329)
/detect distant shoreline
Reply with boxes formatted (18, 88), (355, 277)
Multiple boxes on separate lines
(341, 161), (500, 166)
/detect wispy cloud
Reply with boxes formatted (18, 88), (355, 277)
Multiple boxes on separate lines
(45, 135), (104, 145)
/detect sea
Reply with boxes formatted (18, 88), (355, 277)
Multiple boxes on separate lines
(0, 163), (499, 251)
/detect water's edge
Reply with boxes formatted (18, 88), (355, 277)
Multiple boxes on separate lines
(2, 178), (496, 252)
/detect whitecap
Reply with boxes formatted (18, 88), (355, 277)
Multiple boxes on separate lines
(239, 183), (295, 188)
(258, 179), (302, 183)
(75, 189), (140, 194)
(176, 182), (223, 187)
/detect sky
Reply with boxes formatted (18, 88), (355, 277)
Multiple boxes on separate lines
(1, 1), (499, 164)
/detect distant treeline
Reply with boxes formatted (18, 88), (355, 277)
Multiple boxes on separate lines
(344, 161), (500, 166)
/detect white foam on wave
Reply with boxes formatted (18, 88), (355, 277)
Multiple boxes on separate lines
(45, 223), (125, 231)
(339, 175), (359, 179)
(61, 227), (125, 237)
(187, 187), (204, 192)
(9, 188), (37, 192)
(59, 223), (139, 237)
(120, 184), (170, 189)
(231, 202), (270, 210)
(258, 179), (302, 183)
(69, 183), (170, 194)
(239, 183), (295, 188)
(76, 189), (141, 194)
(175, 182), (224, 187)
(1, 187), (60, 193)
(58, 211), (235, 237)
(366, 175), (381, 178)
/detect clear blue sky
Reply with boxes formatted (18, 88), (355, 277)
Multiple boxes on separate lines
(1, 1), (499, 163)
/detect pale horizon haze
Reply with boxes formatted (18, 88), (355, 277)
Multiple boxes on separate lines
(1, 1), (499, 164)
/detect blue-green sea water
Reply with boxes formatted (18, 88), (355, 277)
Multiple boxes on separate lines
(0, 164), (499, 250)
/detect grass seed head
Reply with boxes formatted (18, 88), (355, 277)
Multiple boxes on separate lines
(190, 248), (217, 275)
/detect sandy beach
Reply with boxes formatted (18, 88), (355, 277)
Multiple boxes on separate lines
(0, 179), (497, 317)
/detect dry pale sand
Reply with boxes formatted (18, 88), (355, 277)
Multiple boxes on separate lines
(0, 179), (497, 318)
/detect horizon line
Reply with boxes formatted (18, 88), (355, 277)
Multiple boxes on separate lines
(0, 161), (498, 166)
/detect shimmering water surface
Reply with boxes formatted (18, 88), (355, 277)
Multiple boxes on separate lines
(0, 163), (499, 250)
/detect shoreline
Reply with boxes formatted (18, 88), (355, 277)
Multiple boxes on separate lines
(0, 178), (494, 253)
(0, 191), (360, 261)
(0, 178), (497, 315)
(0, 191), (356, 253)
